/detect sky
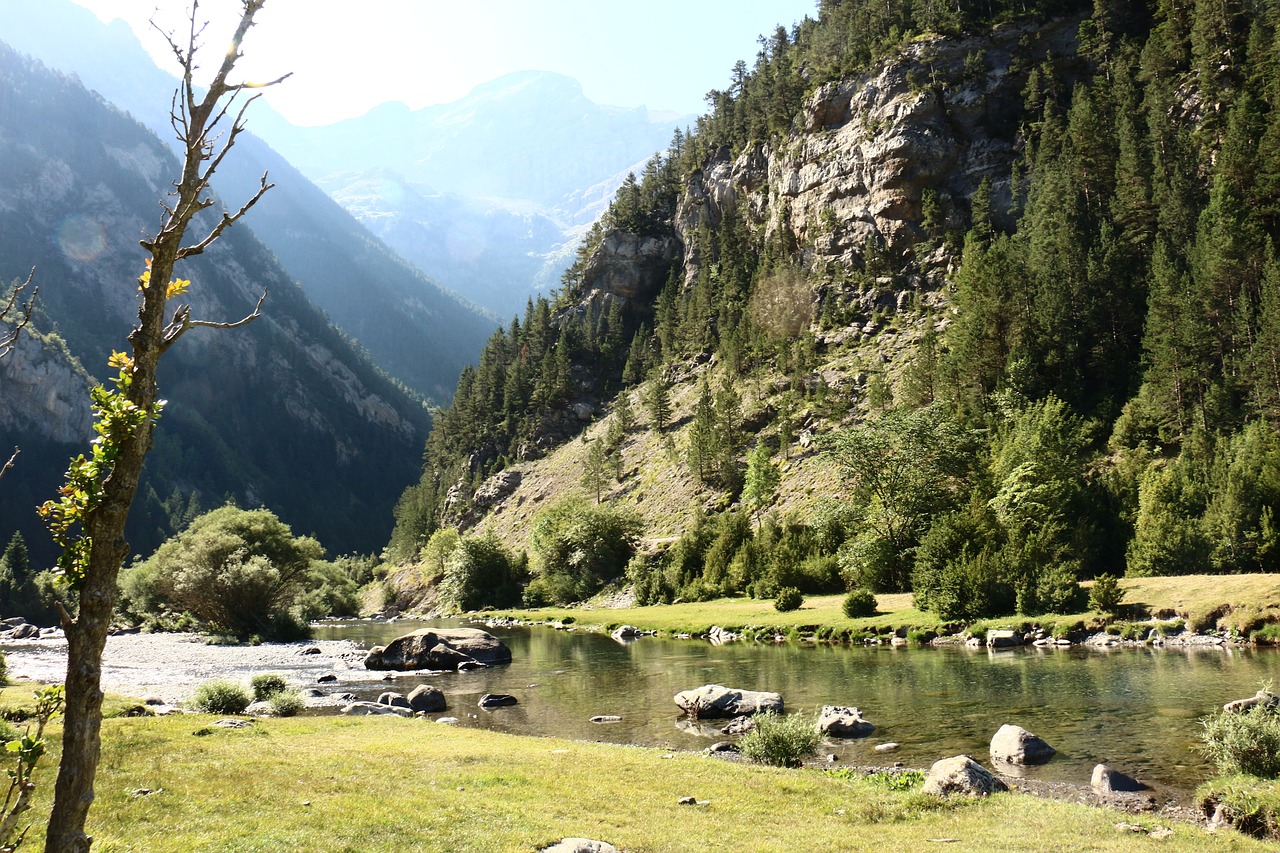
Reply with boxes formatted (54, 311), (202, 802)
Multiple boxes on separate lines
(69, 0), (818, 126)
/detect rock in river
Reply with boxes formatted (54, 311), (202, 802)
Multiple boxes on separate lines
(363, 627), (511, 671)
(989, 723), (1055, 765)
(674, 684), (783, 718)
(816, 705), (875, 737)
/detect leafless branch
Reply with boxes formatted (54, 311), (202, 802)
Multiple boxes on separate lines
(0, 448), (17, 481)
(159, 289), (267, 352)
(177, 173), (274, 260)
(0, 269), (37, 360)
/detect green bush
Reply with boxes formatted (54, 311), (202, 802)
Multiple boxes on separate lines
(439, 532), (526, 613)
(1088, 574), (1124, 614)
(1253, 624), (1280, 645)
(268, 689), (305, 717)
(842, 588), (878, 618)
(774, 586), (804, 612)
(738, 712), (821, 767)
(529, 497), (641, 605)
(1197, 774), (1280, 839)
(1201, 705), (1280, 778)
(250, 673), (289, 702)
(133, 506), (324, 640)
(190, 679), (252, 715)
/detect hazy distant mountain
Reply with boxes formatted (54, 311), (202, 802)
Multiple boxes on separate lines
(263, 72), (693, 316)
(0, 42), (430, 560)
(0, 0), (497, 401)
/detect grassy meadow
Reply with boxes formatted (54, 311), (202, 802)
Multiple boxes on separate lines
(5, 714), (1263, 852)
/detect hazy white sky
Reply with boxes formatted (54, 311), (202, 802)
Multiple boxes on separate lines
(70, 0), (818, 125)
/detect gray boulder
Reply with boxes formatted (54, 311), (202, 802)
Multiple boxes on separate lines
(1091, 764), (1145, 793)
(674, 684), (783, 718)
(990, 723), (1055, 765)
(816, 705), (875, 738)
(377, 691), (412, 710)
(541, 840), (618, 853)
(986, 629), (1022, 649)
(1224, 689), (1280, 714)
(363, 627), (511, 671)
(611, 625), (639, 641)
(407, 685), (447, 713)
(923, 755), (1009, 797)
(479, 693), (518, 709)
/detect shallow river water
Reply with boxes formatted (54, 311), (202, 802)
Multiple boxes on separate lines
(7, 618), (1279, 799)
(316, 619), (1280, 798)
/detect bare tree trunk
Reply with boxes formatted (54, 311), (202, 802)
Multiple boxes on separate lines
(43, 2), (283, 849)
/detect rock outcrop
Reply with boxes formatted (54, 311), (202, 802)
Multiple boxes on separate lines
(673, 16), (1083, 289)
(363, 627), (511, 671)
(674, 684), (783, 718)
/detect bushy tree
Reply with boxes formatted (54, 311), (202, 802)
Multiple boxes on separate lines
(526, 497), (641, 605)
(131, 506), (323, 639)
(827, 406), (973, 591)
(438, 533), (525, 613)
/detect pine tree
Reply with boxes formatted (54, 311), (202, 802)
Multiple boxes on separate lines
(582, 440), (608, 504)
(686, 379), (718, 483)
(646, 377), (671, 435)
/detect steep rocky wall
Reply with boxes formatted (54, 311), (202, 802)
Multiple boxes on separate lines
(676, 15), (1085, 286)
(0, 331), (92, 444)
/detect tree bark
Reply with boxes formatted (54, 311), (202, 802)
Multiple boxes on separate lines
(43, 3), (280, 849)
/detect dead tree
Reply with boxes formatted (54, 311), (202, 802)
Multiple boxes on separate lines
(43, 2), (287, 850)
(0, 269), (37, 480)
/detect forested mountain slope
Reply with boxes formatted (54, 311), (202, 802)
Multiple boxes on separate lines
(385, 0), (1280, 618)
(0, 44), (431, 562)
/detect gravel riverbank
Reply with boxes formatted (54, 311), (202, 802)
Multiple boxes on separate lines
(0, 632), (369, 704)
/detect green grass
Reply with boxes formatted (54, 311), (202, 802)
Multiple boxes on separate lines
(7, 715), (1264, 851)
(494, 592), (945, 638)
(491, 575), (1280, 641)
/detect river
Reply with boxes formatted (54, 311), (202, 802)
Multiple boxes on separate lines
(7, 618), (1278, 799)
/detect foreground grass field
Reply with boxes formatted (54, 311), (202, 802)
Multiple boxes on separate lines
(494, 574), (1280, 639)
(9, 715), (1266, 852)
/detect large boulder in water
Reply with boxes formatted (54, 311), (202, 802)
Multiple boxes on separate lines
(674, 684), (783, 718)
(363, 627), (511, 671)
(816, 705), (875, 737)
(989, 723), (1055, 765)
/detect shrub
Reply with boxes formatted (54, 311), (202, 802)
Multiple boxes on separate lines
(1253, 624), (1280, 645)
(268, 689), (305, 717)
(438, 533), (526, 613)
(190, 679), (252, 715)
(529, 497), (641, 605)
(774, 586), (804, 612)
(136, 506), (325, 640)
(842, 588), (878, 618)
(738, 712), (821, 767)
(906, 628), (936, 645)
(1201, 705), (1280, 779)
(0, 650), (7, 687)
(1088, 574), (1124, 614)
(250, 673), (289, 702)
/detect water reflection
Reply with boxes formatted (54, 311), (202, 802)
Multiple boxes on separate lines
(314, 618), (1280, 795)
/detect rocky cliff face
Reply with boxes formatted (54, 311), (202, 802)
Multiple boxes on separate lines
(675, 16), (1083, 288)
(0, 332), (92, 444)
